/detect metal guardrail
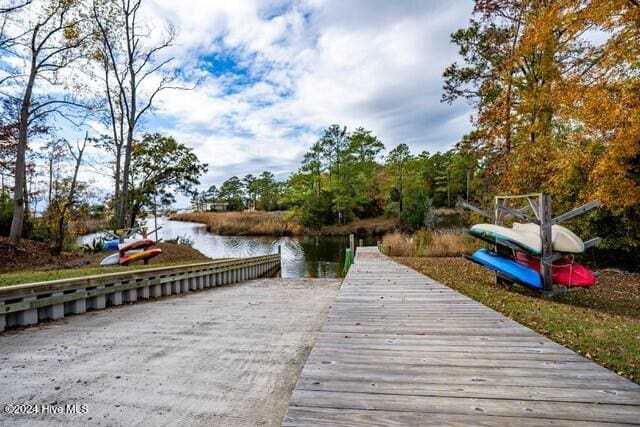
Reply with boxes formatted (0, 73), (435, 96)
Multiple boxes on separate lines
(0, 253), (281, 332)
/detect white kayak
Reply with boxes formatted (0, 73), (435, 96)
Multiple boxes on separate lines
(512, 222), (584, 254)
(469, 223), (542, 254)
(100, 253), (120, 266)
(99, 250), (144, 266)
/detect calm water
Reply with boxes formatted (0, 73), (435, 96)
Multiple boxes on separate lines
(79, 217), (378, 278)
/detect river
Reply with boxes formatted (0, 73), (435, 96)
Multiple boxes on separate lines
(79, 217), (379, 278)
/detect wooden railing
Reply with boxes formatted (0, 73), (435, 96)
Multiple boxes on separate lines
(0, 253), (281, 332)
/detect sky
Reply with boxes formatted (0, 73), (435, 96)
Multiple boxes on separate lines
(139, 0), (475, 194)
(1, 0), (476, 209)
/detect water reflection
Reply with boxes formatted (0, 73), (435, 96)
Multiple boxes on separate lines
(79, 217), (378, 278)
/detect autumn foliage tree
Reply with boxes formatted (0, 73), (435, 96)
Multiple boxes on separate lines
(444, 0), (640, 253)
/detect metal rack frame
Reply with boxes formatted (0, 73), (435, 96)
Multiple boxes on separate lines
(460, 193), (601, 296)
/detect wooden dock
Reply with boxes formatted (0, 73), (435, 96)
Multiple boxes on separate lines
(284, 247), (640, 426)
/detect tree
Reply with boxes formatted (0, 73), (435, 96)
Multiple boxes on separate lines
(204, 185), (218, 207)
(242, 174), (257, 209)
(4, 0), (89, 246)
(53, 134), (88, 254)
(301, 140), (323, 197)
(386, 143), (412, 217)
(128, 133), (207, 225)
(255, 171), (279, 211)
(41, 138), (68, 206)
(219, 176), (245, 211)
(0, 1), (34, 71)
(444, 0), (640, 256)
(92, 0), (182, 227)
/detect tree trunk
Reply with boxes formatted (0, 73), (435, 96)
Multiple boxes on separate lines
(8, 58), (36, 247)
(48, 156), (53, 206)
(55, 137), (86, 254)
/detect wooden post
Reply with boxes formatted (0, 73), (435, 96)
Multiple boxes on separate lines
(493, 198), (508, 285)
(358, 238), (363, 248)
(539, 193), (553, 293)
(349, 234), (355, 256)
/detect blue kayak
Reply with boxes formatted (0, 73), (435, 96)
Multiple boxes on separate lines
(470, 248), (543, 289)
(103, 239), (120, 251)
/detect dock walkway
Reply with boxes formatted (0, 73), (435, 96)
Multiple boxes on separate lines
(285, 247), (640, 426)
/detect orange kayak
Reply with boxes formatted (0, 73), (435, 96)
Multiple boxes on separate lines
(118, 239), (154, 252)
(120, 248), (162, 265)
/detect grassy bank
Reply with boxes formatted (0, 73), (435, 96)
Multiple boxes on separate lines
(171, 211), (304, 236)
(396, 256), (640, 383)
(0, 242), (211, 287)
(382, 229), (484, 257)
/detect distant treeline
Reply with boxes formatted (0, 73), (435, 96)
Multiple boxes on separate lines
(192, 125), (474, 231)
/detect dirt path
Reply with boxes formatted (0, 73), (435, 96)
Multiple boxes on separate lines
(0, 278), (340, 426)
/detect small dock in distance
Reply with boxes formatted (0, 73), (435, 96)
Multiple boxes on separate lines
(285, 247), (640, 426)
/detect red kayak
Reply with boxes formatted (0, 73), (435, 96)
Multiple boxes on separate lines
(118, 238), (154, 252)
(515, 253), (596, 287)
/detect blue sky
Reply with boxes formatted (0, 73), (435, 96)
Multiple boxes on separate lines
(136, 0), (475, 196)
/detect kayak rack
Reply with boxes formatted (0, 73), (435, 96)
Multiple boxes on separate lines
(459, 193), (601, 296)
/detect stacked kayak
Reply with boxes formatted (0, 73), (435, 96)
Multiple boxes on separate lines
(466, 222), (596, 289)
(515, 252), (596, 287)
(100, 238), (162, 266)
(470, 248), (543, 289)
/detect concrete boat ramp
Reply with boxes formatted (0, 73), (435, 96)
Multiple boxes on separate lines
(1, 248), (639, 426)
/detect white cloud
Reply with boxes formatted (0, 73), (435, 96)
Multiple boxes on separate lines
(142, 0), (475, 190)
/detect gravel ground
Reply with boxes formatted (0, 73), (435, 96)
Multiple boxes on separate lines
(0, 278), (340, 426)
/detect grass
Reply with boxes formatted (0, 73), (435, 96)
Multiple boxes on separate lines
(382, 229), (483, 257)
(171, 211), (304, 236)
(395, 256), (640, 384)
(0, 242), (212, 287)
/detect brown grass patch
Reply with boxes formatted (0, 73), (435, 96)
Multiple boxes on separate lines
(382, 229), (482, 257)
(171, 211), (304, 236)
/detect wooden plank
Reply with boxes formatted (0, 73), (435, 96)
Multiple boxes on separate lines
(284, 247), (640, 426)
(284, 407), (615, 427)
(289, 389), (640, 424)
(295, 377), (640, 405)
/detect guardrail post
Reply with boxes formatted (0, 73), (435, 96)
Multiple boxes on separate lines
(171, 278), (181, 294)
(123, 286), (137, 302)
(161, 280), (171, 296)
(88, 286), (106, 310)
(151, 281), (162, 297)
(45, 292), (64, 320)
(138, 283), (150, 299)
(181, 278), (189, 293)
(69, 290), (86, 314)
(16, 297), (37, 325)
(1, 303), (6, 332)
(109, 290), (123, 306)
